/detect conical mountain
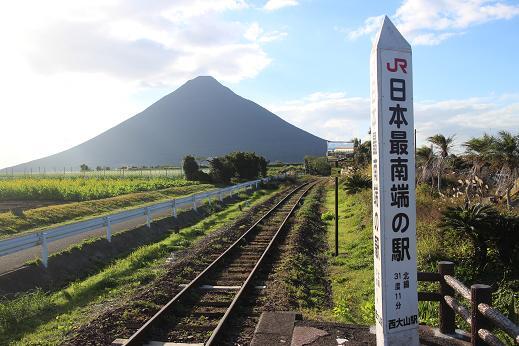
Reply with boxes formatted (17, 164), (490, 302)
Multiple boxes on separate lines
(10, 76), (326, 170)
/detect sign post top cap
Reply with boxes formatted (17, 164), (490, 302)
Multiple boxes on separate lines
(374, 16), (411, 52)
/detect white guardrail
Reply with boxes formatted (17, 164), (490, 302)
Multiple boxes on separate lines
(0, 176), (284, 267)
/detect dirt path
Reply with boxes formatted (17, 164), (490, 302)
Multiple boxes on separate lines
(0, 200), (68, 213)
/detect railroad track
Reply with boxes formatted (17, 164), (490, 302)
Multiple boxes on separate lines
(119, 181), (316, 346)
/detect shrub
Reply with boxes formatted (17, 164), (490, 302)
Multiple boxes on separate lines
(321, 211), (335, 221)
(304, 156), (331, 176)
(343, 172), (372, 194)
(208, 157), (234, 184)
(226, 152), (267, 180)
(182, 156), (200, 181)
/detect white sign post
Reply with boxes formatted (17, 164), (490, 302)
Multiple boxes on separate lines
(370, 16), (419, 345)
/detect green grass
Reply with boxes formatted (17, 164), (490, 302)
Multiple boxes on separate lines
(0, 184), (214, 239)
(0, 177), (195, 202)
(323, 181), (374, 325)
(278, 184), (329, 311)
(0, 187), (280, 345)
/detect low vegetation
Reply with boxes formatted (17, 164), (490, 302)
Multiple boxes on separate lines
(323, 172), (518, 342)
(276, 184), (331, 311)
(267, 163), (305, 176)
(304, 156), (331, 176)
(0, 177), (194, 202)
(342, 170), (371, 194)
(323, 184), (374, 324)
(0, 187), (280, 345)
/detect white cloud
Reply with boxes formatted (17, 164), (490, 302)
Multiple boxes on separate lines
(2, 0), (271, 86)
(346, 0), (519, 45)
(347, 15), (385, 40)
(268, 92), (519, 149)
(263, 0), (299, 11)
(415, 94), (519, 148)
(268, 92), (371, 142)
(0, 0), (282, 168)
(244, 22), (288, 43)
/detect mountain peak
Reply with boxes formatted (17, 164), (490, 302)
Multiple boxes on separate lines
(185, 75), (222, 87)
(175, 75), (231, 96)
(9, 76), (325, 170)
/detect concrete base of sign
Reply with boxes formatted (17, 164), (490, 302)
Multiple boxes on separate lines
(250, 311), (301, 346)
(251, 313), (470, 346)
(378, 330), (419, 345)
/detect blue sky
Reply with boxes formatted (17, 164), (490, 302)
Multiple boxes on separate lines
(1, 0), (518, 168)
(232, 0), (519, 101)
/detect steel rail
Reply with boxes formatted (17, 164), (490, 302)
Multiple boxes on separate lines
(123, 181), (314, 346)
(206, 180), (317, 345)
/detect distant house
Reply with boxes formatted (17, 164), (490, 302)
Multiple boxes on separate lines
(327, 141), (355, 160)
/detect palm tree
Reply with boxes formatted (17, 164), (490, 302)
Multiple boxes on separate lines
(441, 203), (498, 270)
(463, 134), (494, 176)
(428, 134), (455, 192)
(416, 145), (435, 186)
(492, 131), (519, 209)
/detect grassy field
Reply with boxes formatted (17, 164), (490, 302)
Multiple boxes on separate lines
(323, 181), (375, 324)
(0, 187), (280, 345)
(321, 180), (474, 326)
(323, 177), (518, 345)
(0, 184), (214, 239)
(0, 168), (185, 179)
(0, 177), (196, 202)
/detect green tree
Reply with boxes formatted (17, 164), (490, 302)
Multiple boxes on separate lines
(226, 152), (265, 180)
(464, 134), (494, 177)
(304, 156), (331, 176)
(441, 203), (498, 271)
(258, 156), (268, 177)
(416, 145), (435, 186)
(428, 134), (455, 192)
(492, 131), (519, 209)
(353, 140), (372, 167)
(182, 155), (200, 181)
(80, 164), (90, 172)
(491, 214), (519, 273)
(208, 157), (234, 184)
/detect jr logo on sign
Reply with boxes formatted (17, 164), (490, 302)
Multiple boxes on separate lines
(386, 58), (407, 73)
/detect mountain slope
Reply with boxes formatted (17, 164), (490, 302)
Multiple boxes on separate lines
(11, 76), (326, 170)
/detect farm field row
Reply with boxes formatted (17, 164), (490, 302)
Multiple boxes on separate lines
(0, 177), (196, 202)
(0, 168), (185, 179)
(0, 183), (214, 239)
(0, 185), (283, 345)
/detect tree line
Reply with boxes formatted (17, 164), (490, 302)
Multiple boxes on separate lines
(183, 152), (268, 184)
(417, 131), (518, 209)
(350, 130), (519, 276)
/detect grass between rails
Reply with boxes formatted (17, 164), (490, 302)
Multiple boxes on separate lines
(0, 187), (280, 346)
(0, 184), (214, 239)
(0, 177), (195, 202)
(273, 182), (331, 312)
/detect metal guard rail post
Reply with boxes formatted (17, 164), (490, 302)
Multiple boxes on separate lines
(418, 261), (519, 346)
(0, 175), (285, 268)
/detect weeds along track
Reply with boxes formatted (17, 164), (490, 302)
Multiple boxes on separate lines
(120, 181), (316, 346)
